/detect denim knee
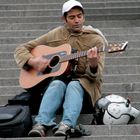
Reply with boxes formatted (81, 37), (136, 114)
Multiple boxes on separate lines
(50, 80), (66, 89)
(67, 81), (84, 97)
(48, 80), (66, 97)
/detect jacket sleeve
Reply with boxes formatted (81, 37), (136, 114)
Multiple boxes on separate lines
(84, 35), (107, 81)
(14, 33), (49, 68)
(14, 26), (64, 68)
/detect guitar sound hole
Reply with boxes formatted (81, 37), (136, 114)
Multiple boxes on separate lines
(49, 55), (60, 68)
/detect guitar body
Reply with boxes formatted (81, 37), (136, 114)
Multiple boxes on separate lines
(19, 44), (72, 90)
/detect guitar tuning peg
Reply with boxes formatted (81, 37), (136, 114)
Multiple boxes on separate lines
(108, 41), (128, 53)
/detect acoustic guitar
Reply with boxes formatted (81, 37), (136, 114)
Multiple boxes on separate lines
(19, 41), (128, 90)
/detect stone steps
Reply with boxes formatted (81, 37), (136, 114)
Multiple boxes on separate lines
(0, 13), (139, 23)
(1, 20), (139, 30)
(0, 0), (104, 4)
(0, 18), (140, 29)
(3, 135), (140, 140)
(0, 0), (140, 139)
(105, 56), (140, 65)
(0, 0), (139, 23)
(0, 26), (140, 35)
(0, 33), (139, 44)
(104, 65), (140, 74)
(1, 17), (140, 24)
(0, 1), (140, 10)
(0, 7), (139, 17)
(0, 0), (139, 4)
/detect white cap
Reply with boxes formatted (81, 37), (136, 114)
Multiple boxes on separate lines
(62, 0), (83, 15)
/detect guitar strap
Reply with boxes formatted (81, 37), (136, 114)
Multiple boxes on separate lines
(64, 124), (91, 140)
(69, 48), (78, 75)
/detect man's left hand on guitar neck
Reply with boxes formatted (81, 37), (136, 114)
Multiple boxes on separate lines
(87, 47), (99, 73)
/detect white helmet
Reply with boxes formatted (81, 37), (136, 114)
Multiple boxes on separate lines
(93, 94), (140, 125)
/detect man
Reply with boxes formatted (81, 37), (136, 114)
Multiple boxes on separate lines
(14, 0), (107, 137)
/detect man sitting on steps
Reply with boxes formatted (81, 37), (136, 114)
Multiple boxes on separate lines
(14, 0), (107, 137)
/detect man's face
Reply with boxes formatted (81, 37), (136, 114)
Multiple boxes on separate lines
(64, 8), (85, 32)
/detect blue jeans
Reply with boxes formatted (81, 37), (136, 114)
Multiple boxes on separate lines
(35, 80), (84, 128)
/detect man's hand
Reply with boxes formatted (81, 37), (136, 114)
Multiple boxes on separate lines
(87, 47), (99, 68)
(28, 56), (49, 72)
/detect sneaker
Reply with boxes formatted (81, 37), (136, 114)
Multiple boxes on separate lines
(28, 123), (47, 137)
(54, 122), (70, 136)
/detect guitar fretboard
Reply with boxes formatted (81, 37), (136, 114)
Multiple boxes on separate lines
(60, 47), (105, 62)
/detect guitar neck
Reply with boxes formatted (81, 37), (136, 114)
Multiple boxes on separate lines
(60, 41), (128, 62)
(60, 47), (105, 62)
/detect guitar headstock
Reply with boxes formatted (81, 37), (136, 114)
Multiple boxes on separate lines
(108, 41), (128, 53)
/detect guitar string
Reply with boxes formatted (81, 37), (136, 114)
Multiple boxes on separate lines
(60, 47), (104, 63)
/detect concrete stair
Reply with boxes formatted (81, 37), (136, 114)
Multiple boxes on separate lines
(0, 0), (140, 139)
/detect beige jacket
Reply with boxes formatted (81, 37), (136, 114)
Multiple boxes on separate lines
(14, 25), (108, 106)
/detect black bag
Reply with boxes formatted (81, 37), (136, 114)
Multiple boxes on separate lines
(0, 105), (32, 138)
(8, 92), (31, 105)
(8, 91), (43, 115)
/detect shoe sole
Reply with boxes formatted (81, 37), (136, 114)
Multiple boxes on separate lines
(54, 130), (66, 136)
(28, 130), (44, 137)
